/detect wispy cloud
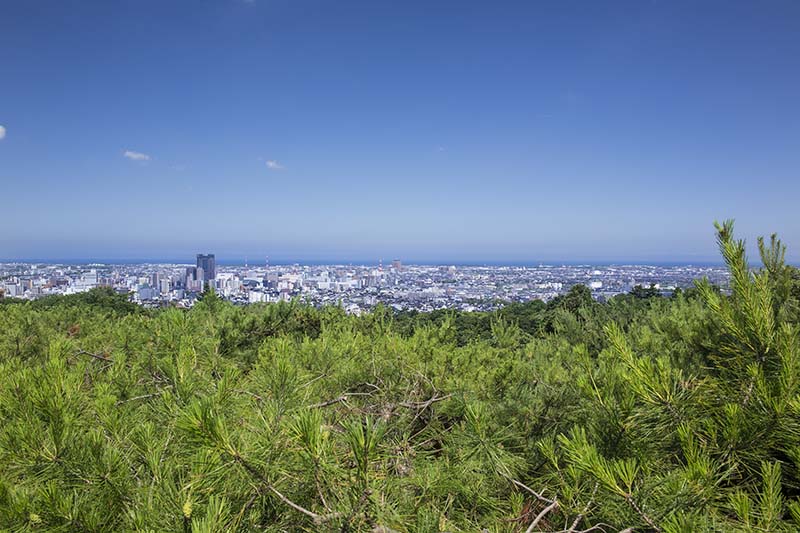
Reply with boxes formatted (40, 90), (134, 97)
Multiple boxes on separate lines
(0, 125), (6, 140)
(123, 150), (151, 162)
(265, 160), (284, 170)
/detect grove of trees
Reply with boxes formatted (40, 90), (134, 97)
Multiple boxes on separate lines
(1, 221), (800, 532)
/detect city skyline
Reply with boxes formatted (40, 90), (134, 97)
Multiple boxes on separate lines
(2, 1), (799, 261)
(0, 259), (731, 313)
(0, 255), (743, 268)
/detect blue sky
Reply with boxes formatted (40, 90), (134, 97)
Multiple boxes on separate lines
(1, 0), (798, 263)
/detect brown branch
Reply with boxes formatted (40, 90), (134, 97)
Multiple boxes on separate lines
(569, 525), (613, 533)
(503, 475), (555, 504)
(525, 499), (558, 533)
(553, 523), (615, 533)
(308, 395), (349, 409)
(233, 454), (341, 525)
(299, 373), (329, 389)
(339, 489), (373, 533)
(235, 389), (264, 402)
(625, 495), (661, 533)
(307, 390), (377, 410)
(268, 484), (324, 522)
(226, 490), (260, 530)
(115, 386), (173, 405)
(402, 393), (453, 427)
(398, 393), (453, 410)
(566, 482), (599, 532)
(314, 465), (329, 510)
(76, 349), (113, 362)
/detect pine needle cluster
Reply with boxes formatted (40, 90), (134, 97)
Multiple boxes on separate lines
(1, 220), (799, 532)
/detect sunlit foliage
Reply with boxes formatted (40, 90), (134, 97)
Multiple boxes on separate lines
(1, 221), (799, 532)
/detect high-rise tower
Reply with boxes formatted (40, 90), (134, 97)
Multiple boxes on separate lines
(196, 254), (216, 283)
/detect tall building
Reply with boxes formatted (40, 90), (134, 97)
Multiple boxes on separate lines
(196, 254), (216, 282)
(184, 266), (197, 286)
(159, 278), (171, 294)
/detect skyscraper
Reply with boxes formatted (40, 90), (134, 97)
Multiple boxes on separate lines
(196, 254), (216, 283)
(184, 266), (197, 286)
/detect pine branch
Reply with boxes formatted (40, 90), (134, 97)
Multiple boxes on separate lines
(308, 395), (349, 409)
(398, 393), (453, 409)
(115, 386), (173, 405)
(504, 475), (555, 504)
(75, 349), (113, 362)
(566, 482), (599, 532)
(525, 499), (558, 533)
(624, 495), (661, 533)
(339, 489), (373, 533)
(232, 453), (342, 524)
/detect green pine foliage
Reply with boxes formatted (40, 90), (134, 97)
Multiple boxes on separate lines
(1, 221), (800, 532)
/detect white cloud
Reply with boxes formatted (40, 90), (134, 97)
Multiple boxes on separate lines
(0, 125), (6, 140)
(123, 150), (151, 161)
(265, 160), (284, 170)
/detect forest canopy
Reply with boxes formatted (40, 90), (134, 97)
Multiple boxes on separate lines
(1, 221), (800, 532)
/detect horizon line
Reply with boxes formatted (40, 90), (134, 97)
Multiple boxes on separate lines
(0, 257), (733, 268)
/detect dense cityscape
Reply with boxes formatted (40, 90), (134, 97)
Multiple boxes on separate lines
(0, 254), (730, 313)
